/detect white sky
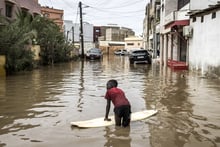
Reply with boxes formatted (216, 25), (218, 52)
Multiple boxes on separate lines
(38, 0), (150, 35)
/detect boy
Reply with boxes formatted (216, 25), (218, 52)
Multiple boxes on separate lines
(104, 79), (131, 127)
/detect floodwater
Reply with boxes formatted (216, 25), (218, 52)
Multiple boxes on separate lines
(0, 55), (219, 147)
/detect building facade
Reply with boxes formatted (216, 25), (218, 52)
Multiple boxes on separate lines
(145, 0), (220, 75)
(124, 36), (144, 52)
(41, 6), (64, 31)
(160, 0), (190, 67)
(188, 0), (220, 75)
(0, 0), (41, 19)
(143, 0), (160, 57)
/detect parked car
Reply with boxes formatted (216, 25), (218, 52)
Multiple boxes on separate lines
(114, 49), (128, 55)
(129, 49), (152, 64)
(86, 48), (102, 60)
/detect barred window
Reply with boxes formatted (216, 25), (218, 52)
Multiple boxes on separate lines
(5, 3), (13, 18)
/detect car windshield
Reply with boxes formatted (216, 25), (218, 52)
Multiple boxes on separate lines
(132, 50), (148, 55)
(89, 49), (101, 53)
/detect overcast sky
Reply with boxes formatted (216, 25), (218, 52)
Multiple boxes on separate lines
(38, 0), (149, 35)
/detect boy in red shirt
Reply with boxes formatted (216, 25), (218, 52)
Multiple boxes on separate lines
(104, 79), (131, 127)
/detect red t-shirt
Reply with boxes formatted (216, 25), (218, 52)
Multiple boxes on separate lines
(105, 87), (130, 108)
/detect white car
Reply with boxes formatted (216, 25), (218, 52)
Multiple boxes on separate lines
(114, 49), (128, 55)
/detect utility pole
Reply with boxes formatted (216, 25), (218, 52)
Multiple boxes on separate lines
(72, 26), (74, 45)
(79, 1), (84, 59)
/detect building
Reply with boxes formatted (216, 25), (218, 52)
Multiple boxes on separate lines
(98, 24), (135, 54)
(143, 0), (160, 57)
(94, 26), (101, 45)
(160, 0), (190, 69)
(41, 6), (64, 31)
(143, 3), (151, 51)
(98, 24), (135, 42)
(0, 0), (41, 19)
(188, 0), (220, 75)
(64, 20), (75, 43)
(124, 36), (144, 52)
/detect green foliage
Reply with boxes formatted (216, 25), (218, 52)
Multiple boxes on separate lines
(0, 11), (36, 74)
(31, 16), (72, 65)
(0, 10), (73, 74)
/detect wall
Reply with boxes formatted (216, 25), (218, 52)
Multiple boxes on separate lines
(124, 37), (143, 52)
(41, 7), (64, 31)
(189, 10), (220, 73)
(31, 45), (41, 60)
(0, 56), (6, 76)
(0, 0), (41, 19)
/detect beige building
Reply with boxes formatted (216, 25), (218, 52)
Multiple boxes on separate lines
(124, 36), (144, 52)
(41, 6), (64, 31)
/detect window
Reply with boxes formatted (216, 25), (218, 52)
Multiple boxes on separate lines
(21, 8), (29, 17)
(5, 3), (13, 18)
(212, 12), (216, 19)
(127, 43), (134, 46)
(43, 13), (50, 17)
(201, 16), (204, 23)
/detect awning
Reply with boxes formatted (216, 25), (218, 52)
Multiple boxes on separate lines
(165, 20), (189, 29)
(108, 42), (125, 46)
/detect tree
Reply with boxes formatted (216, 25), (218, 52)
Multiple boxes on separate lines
(31, 16), (72, 65)
(0, 11), (36, 74)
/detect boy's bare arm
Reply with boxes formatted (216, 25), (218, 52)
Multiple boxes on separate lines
(104, 99), (111, 121)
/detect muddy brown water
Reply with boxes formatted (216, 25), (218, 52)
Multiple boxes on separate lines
(0, 55), (219, 147)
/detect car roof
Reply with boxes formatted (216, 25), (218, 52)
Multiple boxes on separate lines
(131, 49), (148, 52)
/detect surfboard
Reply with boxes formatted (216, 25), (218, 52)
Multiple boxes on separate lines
(71, 109), (158, 128)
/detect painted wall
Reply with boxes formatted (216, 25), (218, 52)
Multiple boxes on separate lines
(189, 10), (220, 73)
(124, 37), (143, 52)
(0, 56), (6, 76)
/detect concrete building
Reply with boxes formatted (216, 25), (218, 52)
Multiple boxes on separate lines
(98, 24), (135, 54)
(143, 3), (150, 51)
(188, 0), (220, 75)
(143, 0), (160, 58)
(0, 0), (41, 19)
(64, 20), (75, 43)
(94, 26), (101, 45)
(64, 21), (94, 53)
(160, 0), (190, 68)
(41, 6), (64, 31)
(100, 24), (135, 42)
(124, 36), (144, 52)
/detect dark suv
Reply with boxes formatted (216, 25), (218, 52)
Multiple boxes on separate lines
(129, 49), (152, 64)
(86, 48), (102, 60)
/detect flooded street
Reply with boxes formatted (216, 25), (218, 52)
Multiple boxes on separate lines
(0, 55), (220, 147)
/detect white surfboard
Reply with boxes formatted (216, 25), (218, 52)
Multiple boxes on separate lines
(71, 109), (158, 128)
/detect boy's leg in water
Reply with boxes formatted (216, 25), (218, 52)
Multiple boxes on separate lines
(114, 114), (121, 126)
(122, 106), (131, 127)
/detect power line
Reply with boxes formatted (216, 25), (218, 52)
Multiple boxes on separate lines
(84, 0), (146, 9)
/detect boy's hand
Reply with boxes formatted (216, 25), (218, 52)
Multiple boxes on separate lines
(104, 118), (111, 121)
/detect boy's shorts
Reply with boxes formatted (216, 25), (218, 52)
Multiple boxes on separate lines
(114, 105), (131, 127)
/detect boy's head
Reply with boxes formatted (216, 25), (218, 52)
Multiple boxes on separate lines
(106, 79), (118, 90)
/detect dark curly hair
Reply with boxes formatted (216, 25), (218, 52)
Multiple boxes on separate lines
(106, 79), (118, 89)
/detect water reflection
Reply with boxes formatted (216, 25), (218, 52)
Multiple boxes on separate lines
(78, 60), (85, 112)
(0, 55), (219, 147)
(104, 127), (131, 147)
